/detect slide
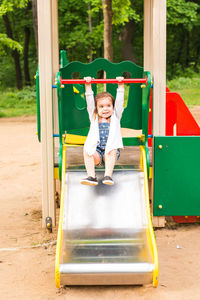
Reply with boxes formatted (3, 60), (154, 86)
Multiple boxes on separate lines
(55, 145), (158, 287)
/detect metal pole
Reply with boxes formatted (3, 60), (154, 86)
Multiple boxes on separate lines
(60, 78), (148, 85)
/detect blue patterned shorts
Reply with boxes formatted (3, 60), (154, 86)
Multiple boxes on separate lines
(96, 122), (120, 163)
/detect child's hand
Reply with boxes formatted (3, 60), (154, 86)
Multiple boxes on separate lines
(84, 76), (92, 92)
(116, 76), (124, 89)
(84, 76), (92, 83)
(116, 76), (124, 82)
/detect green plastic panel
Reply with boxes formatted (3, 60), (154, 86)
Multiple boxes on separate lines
(58, 58), (146, 133)
(60, 50), (69, 68)
(57, 52), (151, 179)
(154, 136), (200, 216)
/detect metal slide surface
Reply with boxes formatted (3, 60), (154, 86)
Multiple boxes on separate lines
(55, 147), (158, 287)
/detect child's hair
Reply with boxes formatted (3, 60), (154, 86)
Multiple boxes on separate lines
(93, 92), (115, 118)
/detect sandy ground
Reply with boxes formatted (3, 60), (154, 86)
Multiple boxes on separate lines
(0, 108), (200, 300)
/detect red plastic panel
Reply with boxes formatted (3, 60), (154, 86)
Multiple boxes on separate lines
(166, 92), (200, 136)
(172, 216), (200, 223)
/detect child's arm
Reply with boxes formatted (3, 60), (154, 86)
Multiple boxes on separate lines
(115, 76), (125, 119)
(84, 77), (95, 121)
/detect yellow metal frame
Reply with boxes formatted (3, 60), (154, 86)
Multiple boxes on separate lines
(140, 146), (159, 287)
(55, 144), (67, 288)
(54, 167), (59, 180)
(64, 134), (86, 145)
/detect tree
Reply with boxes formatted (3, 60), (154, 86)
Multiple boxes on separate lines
(102, 0), (113, 61)
(23, 2), (32, 85)
(167, 0), (199, 77)
(2, 13), (23, 89)
(58, 1), (94, 62)
(90, 0), (139, 61)
(0, 0), (199, 90)
(31, 0), (37, 54)
(0, 33), (22, 54)
(0, 0), (33, 89)
(117, 0), (141, 63)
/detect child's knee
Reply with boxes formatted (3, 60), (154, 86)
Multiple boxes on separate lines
(93, 152), (101, 165)
(107, 149), (117, 157)
(84, 150), (94, 162)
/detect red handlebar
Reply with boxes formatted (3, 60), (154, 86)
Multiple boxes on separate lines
(60, 77), (148, 86)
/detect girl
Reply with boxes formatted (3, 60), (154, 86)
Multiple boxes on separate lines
(81, 76), (124, 186)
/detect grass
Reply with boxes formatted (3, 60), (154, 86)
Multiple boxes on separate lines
(0, 85), (36, 118)
(167, 77), (200, 106)
(176, 89), (200, 106)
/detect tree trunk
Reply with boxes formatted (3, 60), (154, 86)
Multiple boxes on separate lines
(24, 26), (31, 85)
(102, 0), (113, 61)
(32, 0), (38, 55)
(176, 26), (185, 68)
(88, 3), (93, 62)
(23, 2), (32, 85)
(195, 44), (200, 70)
(3, 14), (23, 89)
(185, 31), (190, 68)
(119, 20), (137, 63)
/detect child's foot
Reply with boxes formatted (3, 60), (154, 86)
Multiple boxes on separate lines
(80, 176), (98, 186)
(102, 176), (114, 185)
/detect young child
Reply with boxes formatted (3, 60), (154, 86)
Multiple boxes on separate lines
(81, 76), (124, 186)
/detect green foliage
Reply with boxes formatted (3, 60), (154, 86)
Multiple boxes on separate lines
(0, 53), (37, 89)
(58, 0), (199, 72)
(0, 0), (30, 15)
(59, 0), (142, 62)
(166, 0), (200, 78)
(167, 76), (200, 90)
(0, 33), (22, 55)
(0, 0), (26, 58)
(0, 0), (199, 91)
(0, 55), (16, 87)
(0, 85), (36, 117)
(113, 0), (140, 26)
(87, 0), (140, 26)
(59, 0), (94, 61)
(167, 0), (198, 30)
(0, 0), (36, 88)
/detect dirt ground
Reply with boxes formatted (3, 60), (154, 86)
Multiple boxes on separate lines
(0, 107), (200, 300)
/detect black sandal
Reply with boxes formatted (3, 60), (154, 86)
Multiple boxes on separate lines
(81, 176), (98, 186)
(102, 176), (114, 185)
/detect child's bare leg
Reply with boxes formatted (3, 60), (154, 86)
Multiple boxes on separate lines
(83, 151), (95, 177)
(81, 151), (101, 185)
(83, 151), (101, 177)
(93, 151), (101, 166)
(104, 149), (117, 177)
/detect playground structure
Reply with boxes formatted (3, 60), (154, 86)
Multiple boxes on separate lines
(36, 0), (200, 288)
(37, 0), (167, 229)
(53, 54), (158, 287)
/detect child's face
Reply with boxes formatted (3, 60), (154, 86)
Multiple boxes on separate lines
(96, 97), (114, 119)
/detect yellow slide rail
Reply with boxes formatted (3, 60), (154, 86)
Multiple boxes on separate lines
(64, 134), (86, 145)
(140, 146), (159, 287)
(55, 144), (67, 288)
